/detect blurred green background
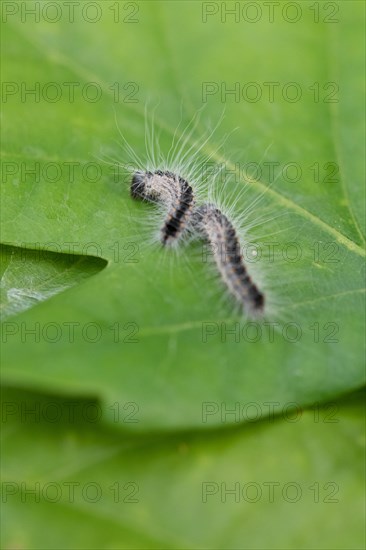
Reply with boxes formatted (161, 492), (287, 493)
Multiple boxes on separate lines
(1, 1), (365, 548)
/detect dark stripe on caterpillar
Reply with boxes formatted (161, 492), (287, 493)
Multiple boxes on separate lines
(131, 170), (194, 246)
(193, 203), (265, 313)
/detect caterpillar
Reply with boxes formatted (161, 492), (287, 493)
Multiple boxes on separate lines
(131, 169), (194, 246)
(192, 203), (265, 314)
(108, 107), (268, 315)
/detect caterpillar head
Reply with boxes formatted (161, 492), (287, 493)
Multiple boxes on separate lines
(130, 171), (147, 200)
(131, 170), (171, 202)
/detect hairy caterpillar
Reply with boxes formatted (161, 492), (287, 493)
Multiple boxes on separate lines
(130, 168), (266, 314)
(104, 107), (281, 317)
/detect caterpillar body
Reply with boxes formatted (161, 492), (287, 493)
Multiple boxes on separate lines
(192, 203), (265, 314)
(131, 169), (194, 246)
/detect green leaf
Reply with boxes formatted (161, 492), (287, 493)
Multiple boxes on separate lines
(0, 244), (106, 320)
(1, 387), (365, 549)
(1, 1), (365, 431)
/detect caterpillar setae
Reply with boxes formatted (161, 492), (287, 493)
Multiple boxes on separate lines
(108, 107), (270, 315)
